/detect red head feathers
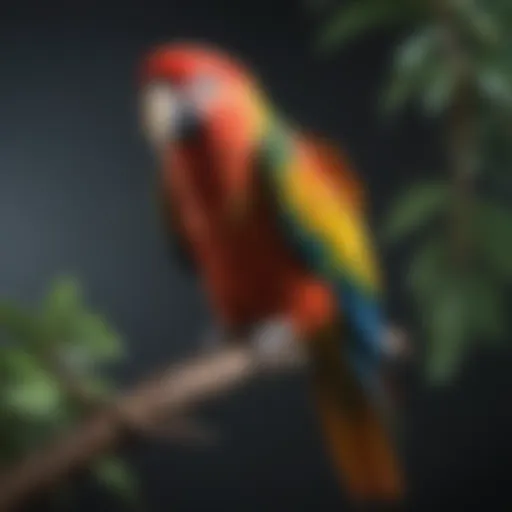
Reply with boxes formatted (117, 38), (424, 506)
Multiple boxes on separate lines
(138, 42), (268, 221)
(139, 42), (253, 88)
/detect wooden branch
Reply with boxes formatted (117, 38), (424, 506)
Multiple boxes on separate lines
(0, 326), (407, 511)
(0, 344), (303, 511)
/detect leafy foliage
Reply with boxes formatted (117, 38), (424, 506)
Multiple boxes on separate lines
(467, 275), (508, 342)
(405, 235), (448, 305)
(380, 26), (457, 115)
(93, 456), (140, 507)
(475, 199), (512, 279)
(383, 180), (449, 243)
(423, 280), (466, 382)
(319, 0), (512, 383)
(0, 277), (134, 502)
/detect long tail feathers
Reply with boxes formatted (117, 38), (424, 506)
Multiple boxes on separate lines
(307, 329), (405, 505)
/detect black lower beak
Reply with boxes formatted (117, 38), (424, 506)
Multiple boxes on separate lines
(176, 102), (202, 141)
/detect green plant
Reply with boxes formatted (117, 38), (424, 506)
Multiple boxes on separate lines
(0, 277), (138, 505)
(318, 0), (512, 383)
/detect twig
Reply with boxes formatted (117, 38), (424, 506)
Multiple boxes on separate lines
(0, 327), (407, 511)
(40, 348), (106, 412)
(0, 343), (301, 511)
(431, 0), (478, 269)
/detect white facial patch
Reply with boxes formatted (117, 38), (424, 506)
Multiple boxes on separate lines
(140, 82), (182, 151)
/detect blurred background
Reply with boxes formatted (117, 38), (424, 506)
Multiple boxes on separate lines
(0, 0), (511, 510)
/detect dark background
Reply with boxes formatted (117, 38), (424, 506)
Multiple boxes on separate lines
(0, 1), (511, 510)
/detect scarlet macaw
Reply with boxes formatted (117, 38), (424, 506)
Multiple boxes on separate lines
(138, 42), (406, 505)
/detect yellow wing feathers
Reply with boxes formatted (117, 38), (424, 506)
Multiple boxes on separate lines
(281, 145), (382, 293)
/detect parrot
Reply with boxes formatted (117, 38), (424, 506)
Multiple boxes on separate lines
(138, 42), (408, 506)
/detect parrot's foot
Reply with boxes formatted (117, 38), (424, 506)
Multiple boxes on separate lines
(249, 318), (306, 370)
(383, 326), (412, 362)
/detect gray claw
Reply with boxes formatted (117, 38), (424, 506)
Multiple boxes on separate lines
(250, 318), (306, 370)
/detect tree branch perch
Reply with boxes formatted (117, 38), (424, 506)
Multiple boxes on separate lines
(0, 343), (304, 511)
(0, 325), (408, 511)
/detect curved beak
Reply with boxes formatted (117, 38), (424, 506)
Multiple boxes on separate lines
(140, 83), (201, 156)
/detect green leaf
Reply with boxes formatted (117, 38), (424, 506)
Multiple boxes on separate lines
(39, 276), (84, 344)
(93, 456), (139, 506)
(490, 0), (512, 19)
(382, 180), (450, 243)
(476, 65), (512, 111)
(6, 378), (62, 418)
(54, 312), (124, 378)
(467, 276), (508, 342)
(45, 276), (83, 312)
(380, 22), (467, 117)
(73, 313), (124, 363)
(318, 0), (419, 51)
(421, 62), (458, 116)
(380, 26), (448, 114)
(423, 270), (508, 384)
(0, 301), (39, 345)
(476, 199), (512, 280)
(0, 346), (42, 381)
(0, 348), (62, 418)
(406, 235), (449, 303)
(452, 0), (502, 47)
(424, 280), (469, 384)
